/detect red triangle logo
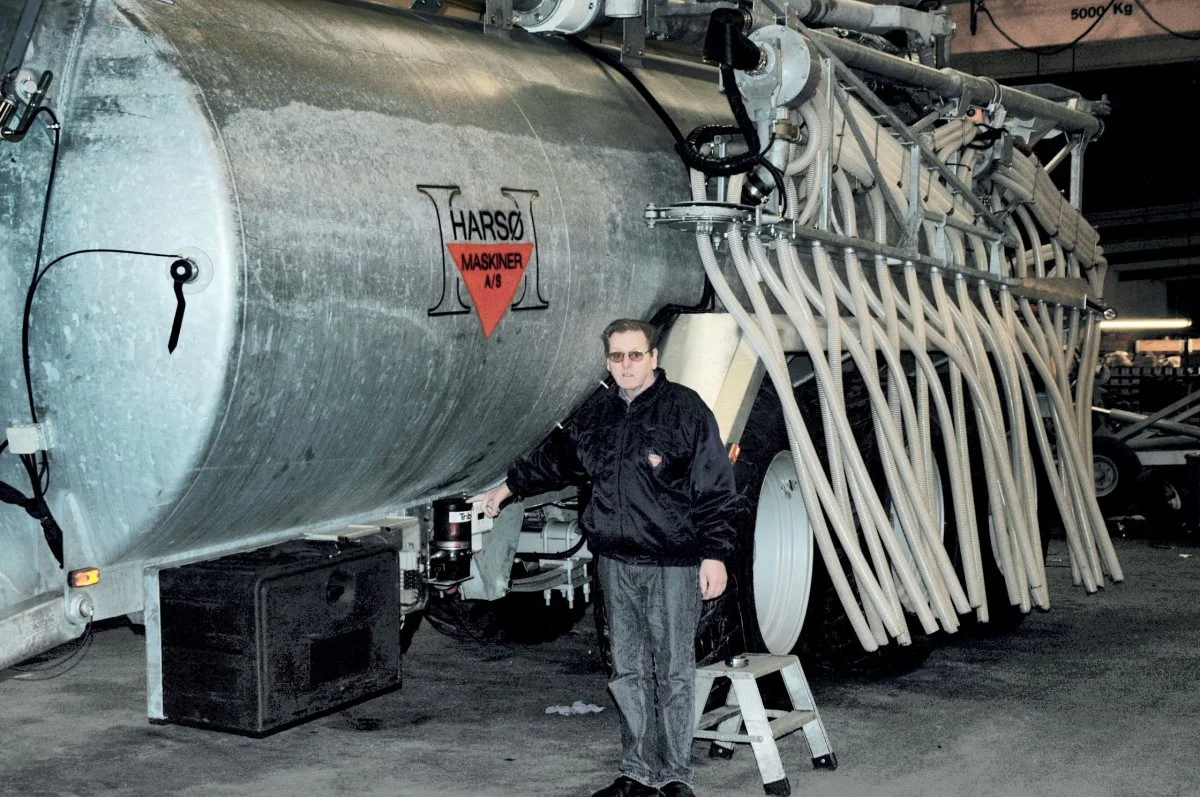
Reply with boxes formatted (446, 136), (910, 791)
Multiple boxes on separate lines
(446, 242), (535, 337)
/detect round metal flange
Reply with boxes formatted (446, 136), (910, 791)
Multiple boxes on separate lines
(14, 69), (40, 103)
(515, 0), (602, 34)
(644, 201), (755, 233)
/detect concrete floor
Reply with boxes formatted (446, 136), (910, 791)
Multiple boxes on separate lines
(3, 535), (1198, 797)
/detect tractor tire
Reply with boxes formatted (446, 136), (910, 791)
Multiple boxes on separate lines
(739, 369), (935, 677)
(424, 583), (590, 645)
(400, 611), (422, 653)
(945, 391), (1053, 636)
(1136, 467), (1189, 540)
(1092, 434), (1142, 517)
(932, 417), (1026, 636)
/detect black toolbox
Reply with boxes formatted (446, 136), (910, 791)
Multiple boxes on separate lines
(158, 539), (400, 735)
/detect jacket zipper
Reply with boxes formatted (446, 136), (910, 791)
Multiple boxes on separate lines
(616, 401), (631, 542)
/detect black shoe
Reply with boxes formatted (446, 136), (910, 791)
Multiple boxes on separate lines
(589, 775), (659, 797)
(659, 782), (696, 797)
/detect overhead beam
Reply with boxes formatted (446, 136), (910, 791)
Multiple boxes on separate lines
(1115, 257), (1200, 281)
(944, 0), (1200, 77)
(1103, 235), (1200, 255)
(1088, 202), (1200, 229)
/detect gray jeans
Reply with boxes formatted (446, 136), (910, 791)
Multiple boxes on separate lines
(597, 555), (702, 788)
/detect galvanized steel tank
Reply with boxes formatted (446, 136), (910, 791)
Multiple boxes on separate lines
(0, 0), (722, 600)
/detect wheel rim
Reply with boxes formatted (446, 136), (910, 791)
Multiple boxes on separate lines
(1093, 455), (1118, 497)
(753, 451), (814, 654)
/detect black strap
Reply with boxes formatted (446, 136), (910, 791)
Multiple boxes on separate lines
(0, 478), (64, 565)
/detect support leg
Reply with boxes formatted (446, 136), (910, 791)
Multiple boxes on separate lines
(779, 658), (836, 769)
(730, 677), (790, 796)
(708, 677), (742, 759)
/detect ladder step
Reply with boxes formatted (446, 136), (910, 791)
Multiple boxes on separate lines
(693, 654), (835, 792)
(697, 705), (741, 729)
(694, 728), (764, 744)
(699, 654), (796, 679)
(698, 707), (800, 729)
(769, 710), (816, 740)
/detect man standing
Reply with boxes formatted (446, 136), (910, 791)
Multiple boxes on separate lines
(471, 318), (737, 797)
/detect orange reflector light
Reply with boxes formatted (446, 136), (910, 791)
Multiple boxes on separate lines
(728, 442), (741, 465)
(68, 567), (100, 588)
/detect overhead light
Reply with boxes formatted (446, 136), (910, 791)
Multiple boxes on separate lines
(1099, 318), (1192, 331)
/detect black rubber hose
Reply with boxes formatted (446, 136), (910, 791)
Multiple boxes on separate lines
(0, 471), (63, 566)
(565, 33), (768, 178)
(514, 532), (587, 561)
(675, 63), (766, 177)
(703, 8), (762, 71)
(0, 479), (29, 506)
(685, 124), (741, 148)
(647, 278), (718, 347)
(678, 124), (759, 177)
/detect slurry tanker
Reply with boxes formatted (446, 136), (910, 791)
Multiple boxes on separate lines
(1, 0), (1118, 729)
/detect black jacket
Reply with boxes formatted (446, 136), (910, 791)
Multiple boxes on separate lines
(507, 370), (737, 566)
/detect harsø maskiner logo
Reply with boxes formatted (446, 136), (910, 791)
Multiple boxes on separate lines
(420, 185), (549, 337)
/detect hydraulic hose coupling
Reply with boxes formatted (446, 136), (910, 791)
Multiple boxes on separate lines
(0, 97), (15, 129)
(740, 169), (777, 207)
(0, 69), (53, 143)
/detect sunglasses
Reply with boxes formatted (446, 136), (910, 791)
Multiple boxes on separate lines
(606, 350), (649, 363)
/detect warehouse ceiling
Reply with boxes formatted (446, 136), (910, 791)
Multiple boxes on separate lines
(1059, 61), (1200, 320)
(936, 1), (1199, 319)
(944, 0), (1200, 77)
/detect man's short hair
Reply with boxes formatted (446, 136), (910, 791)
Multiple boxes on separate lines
(601, 318), (659, 352)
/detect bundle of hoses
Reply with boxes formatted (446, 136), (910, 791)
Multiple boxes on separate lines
(690, 74), (1122, 652)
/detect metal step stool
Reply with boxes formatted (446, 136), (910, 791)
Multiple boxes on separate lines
(693, 653), (836, 796)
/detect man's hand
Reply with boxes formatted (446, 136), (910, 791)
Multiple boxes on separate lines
(467, 482), (513, 518)
(699, 558), (727, 600)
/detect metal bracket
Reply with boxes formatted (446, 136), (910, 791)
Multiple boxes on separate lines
(902, 142), (922, 250)
(644, 201), (1105, 314)
(1069, 136), (1087, 212)
(817, 59), (834, 232)
(3, 0), (46, 78)
(484, 0), (515, 37)
(797, 22), (1014, 245)
(621, 15), (646, 68)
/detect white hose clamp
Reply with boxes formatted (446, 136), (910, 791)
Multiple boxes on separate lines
(604, 0), (642, 19)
